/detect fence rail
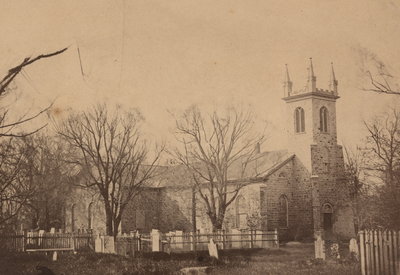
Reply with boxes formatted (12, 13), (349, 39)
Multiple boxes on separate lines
(163, 229), (279, 252)
(0, 229), (279, 256)
(359, 230), (400, 275)
(0, 231), (93, 253)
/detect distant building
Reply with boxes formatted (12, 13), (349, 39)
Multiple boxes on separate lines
(65, 59), (355, 240)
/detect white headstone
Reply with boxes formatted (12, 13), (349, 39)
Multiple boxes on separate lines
(151, 229), (161, 252)
(208, 238), (219, 259)
(314, 235), (325, 260)
(38, 230), (45, 246)
(349, 238), (359, 259)
(52, 251), (57, 261)
(50, 227), (56, 234)
(95, 235), (103, 253)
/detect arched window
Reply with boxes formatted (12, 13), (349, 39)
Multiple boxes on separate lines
(88, 202), (93, 230)
(320, 107), (328, 132)
(294, 107), (305, 133)
(71, 204), (76, 232)
(278, 195), (289, 228)
(235, 195), (247, 229)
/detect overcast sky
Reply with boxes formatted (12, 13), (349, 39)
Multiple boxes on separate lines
(1, 0), (400, 150)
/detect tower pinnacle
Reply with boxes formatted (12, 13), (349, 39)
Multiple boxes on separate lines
(307, 58), (317, 93)
(284, 64), (293, 97)
(329, 62), (338, 95)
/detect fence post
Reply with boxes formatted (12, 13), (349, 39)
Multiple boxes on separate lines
(176, 230), (183, 250)
(393, 231), (399, 275)
(151, 229), (161, 252)
(379, 230), (384, 275)
(388, 231), (394, 275)
(359, 231), (366, 275)
(71, 232), (75, 252)
(384, 231), (389, 275)
(22, 230), (27, 252)
(374, 230), (379, 275)
(221, 230), (225, 250)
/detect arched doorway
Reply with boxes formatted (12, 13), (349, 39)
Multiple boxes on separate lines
(322, 203), (333, 233)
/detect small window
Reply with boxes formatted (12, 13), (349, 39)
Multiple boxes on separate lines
(294, 107), (305, 133)
(320, 107), (328, 132)
(278, 195), (289, 228)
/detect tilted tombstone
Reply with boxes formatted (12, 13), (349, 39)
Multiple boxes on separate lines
(208, 238), (219, 259)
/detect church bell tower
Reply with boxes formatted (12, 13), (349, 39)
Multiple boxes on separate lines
(282, 59), (352, 237)
(283, 58), (340, 174)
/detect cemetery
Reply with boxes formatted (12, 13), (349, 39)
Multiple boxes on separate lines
(1, 1), (400, 274)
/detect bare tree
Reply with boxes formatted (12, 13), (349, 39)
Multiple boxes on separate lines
(57, 104), (163, 237)
(357, 47), (400, 95)
(173, 106), (264, 231)
(343, 145), (369, 232)
(20, 133), (72, 231)
(0, 48), (68, 138)
(0, 138), (36, 229)
(363, 109), (400, 229)
(0, 48), (68, 230)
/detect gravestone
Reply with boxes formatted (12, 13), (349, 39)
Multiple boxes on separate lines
(314, 235), (326, 260)
(103, 236), (115, 254)
(95, 235), (103, 253)
(50, 227), (55, 234)
(349, 238), (359, 260)
(38, 230), (45, 246)
(208, 238), (219, 259)
(151, 229), (161, 252)
(52, 251), (57, 261)
(330, 242), (340, 259)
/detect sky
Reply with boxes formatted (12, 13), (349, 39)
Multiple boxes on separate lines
(1, 0), (400, 151)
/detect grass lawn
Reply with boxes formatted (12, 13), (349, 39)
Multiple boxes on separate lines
(0, 243), (360, 275)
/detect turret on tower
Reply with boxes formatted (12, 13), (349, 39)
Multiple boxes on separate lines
(307, 58), (317, 93)
(283, 64), (293, 97)
(329, 63), (338, 96)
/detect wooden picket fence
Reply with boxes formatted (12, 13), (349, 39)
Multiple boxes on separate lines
(359, 230), (400, 275)
(0, 231), (93, 253)
(163, 229), (279, 252)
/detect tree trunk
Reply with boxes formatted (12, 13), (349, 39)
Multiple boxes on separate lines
(104, 203), (113, 236)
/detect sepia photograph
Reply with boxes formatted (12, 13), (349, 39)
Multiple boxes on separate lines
(0, 1), (399, 274)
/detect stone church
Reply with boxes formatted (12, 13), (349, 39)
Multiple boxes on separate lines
(65, 59), (355, 240)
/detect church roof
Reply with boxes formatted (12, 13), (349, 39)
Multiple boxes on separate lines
(150, 150), (294, 188)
